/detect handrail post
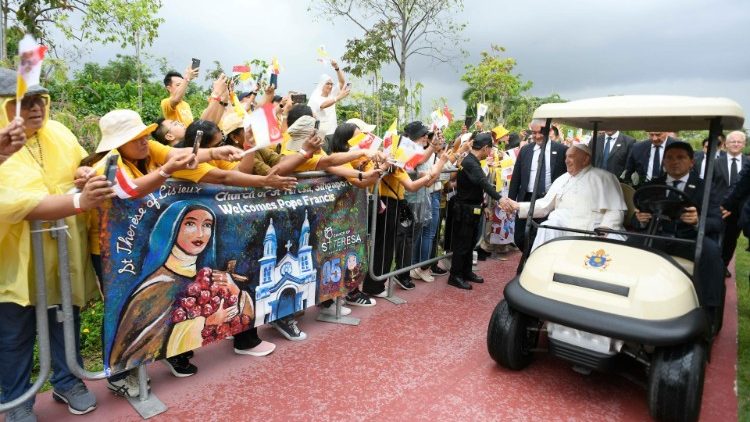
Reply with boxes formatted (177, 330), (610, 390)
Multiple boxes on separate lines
(0, 221), (52, 414)
(53, 219), (106, 381)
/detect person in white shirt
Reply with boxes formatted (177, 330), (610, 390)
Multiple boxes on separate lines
(504, 143), (627, 252)
(307, 59), (351, 137)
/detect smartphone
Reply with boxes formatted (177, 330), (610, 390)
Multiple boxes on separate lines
(345, 82), (352, 89)
(291, 93), (307, 104)
(269, 73), (278, 88)
(191, 58), (200, 71)
(104, 154), (119, 185)
(314, 120), (320, 130)
(193, 130), (203, 155)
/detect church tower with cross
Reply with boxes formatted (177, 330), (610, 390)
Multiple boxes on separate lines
(255, 212), (318, 324)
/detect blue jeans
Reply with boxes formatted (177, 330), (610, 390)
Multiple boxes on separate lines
(413, 191), (441, 265)
(0, 302), (83, 406)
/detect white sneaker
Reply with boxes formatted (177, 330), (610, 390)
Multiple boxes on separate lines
(107, 372), (147, 398)
(418, 268), (434, 282)
(409, 269), (422, 280)
(373, 279), (392, 297)
(320, 301), (352, 316)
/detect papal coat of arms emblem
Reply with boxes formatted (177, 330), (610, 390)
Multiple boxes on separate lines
(584, 249), (611, 270)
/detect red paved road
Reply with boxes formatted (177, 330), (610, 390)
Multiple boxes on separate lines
(19, 252), (739, 421)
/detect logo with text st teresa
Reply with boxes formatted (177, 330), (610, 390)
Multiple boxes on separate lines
(584, 249), (611, 271)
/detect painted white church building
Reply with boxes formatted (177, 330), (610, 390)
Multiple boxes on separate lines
(255, 211), (317, 324)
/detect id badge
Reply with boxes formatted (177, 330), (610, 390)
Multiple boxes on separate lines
(473, 207), (481, 215)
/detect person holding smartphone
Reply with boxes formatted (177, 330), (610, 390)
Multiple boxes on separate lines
(161, 62), (200, 127)
(307, 59), (350, 138)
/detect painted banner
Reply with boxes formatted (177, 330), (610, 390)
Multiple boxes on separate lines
(100, 176), (368, 374)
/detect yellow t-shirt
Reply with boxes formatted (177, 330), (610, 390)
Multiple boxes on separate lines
(0, 121), (98, 307)
(160, 98), (194, 126)
(89, 141), (214, 255)
(378, 168), (410, 200)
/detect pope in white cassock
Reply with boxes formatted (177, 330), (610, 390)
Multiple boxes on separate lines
(505, 143), (627, 252)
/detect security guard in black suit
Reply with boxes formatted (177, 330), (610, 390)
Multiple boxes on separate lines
(449, 132), (510, 290)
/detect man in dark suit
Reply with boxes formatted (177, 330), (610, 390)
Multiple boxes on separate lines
(508, 120), (567, 256)
(593, 130), (636, 179)
(633, 142), (724, 333)
(712, 131), (749, 275)
(624, 132), (676, 185)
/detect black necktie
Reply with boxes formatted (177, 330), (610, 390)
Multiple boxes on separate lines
(651, 145), (661, 180)
(668, 180), (681, 199)
(731, 157), (739, 185)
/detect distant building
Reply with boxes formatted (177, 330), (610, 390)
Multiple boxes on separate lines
(255, 211), (317, 324)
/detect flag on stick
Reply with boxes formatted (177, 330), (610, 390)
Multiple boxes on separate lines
(382, 119), (398, 153)
(392, 136), (426, 171)
(316, 45), (331, 64)
(348, 132), (382, 151)
(16, 34), (47, 116)
(241, 103), (284, 155)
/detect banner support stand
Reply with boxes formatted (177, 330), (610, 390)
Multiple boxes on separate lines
(127, 364), (167, 419)
(316, 297), (359, 326)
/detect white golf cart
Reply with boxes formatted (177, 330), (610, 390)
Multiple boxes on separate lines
(486, 95), (745, 422)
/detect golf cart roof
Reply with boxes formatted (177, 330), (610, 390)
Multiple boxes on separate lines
(533, 95), (745, 131)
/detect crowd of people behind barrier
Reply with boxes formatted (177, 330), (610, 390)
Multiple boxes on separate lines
(0, 56), (747, 422)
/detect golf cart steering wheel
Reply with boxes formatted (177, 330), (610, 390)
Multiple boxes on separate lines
(633, 185), (697, 221)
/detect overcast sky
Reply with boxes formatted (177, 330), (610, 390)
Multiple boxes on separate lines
(64, 0), (750, 125)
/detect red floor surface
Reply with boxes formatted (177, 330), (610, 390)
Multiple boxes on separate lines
(15, 252), (739, 421)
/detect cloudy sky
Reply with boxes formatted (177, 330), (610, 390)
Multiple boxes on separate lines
(65, 0), (750, 125)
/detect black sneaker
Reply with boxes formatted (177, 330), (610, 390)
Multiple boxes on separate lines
(346, 289), (376, 307)
(395, 276), (416, 290)
(430, 265), (448, 276)
(163, 355), (197, 378)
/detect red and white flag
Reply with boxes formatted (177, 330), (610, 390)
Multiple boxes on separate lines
(113, 167), (139, 199)
(348, 132), (382, 151)
(442, 105), (453, 124)
(242, 103), (283, 154)
(382, 119), (398, 154)
(16, 34), (47, 114)
(393, 137), (426, 171)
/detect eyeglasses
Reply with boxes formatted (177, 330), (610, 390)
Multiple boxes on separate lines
(9, 95), (48, 110)
(325, 82), (334, 86)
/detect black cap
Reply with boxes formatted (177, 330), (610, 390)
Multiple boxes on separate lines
(472, 132), (493, 149)
(403, 121), (430, 140)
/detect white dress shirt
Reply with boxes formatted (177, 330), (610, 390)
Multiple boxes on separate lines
(726, 153), (743, 184)
(603, 131), (619, 154)
(647, 143), (666, 180)
(528, 142), (552, 193)
(665, 173), (690, 192)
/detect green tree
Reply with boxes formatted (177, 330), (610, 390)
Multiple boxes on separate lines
(337, 81), (400, 137)
(460, 44), (532, 126)
(314, 0), (467, 109)
(0, 0), (163, 62)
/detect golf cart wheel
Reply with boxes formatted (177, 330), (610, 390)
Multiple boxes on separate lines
(487, 300), (537, 370)
(647, 342), (706, 422)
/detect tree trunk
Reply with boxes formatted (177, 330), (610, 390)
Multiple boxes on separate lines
(1, 0), (7, 61)
(135, 30), (143, 110)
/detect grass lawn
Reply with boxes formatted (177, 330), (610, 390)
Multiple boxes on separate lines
(736, 237), (750, 421)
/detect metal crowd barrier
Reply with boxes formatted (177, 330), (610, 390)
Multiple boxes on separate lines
(0, 221), (52, 414)
(2, 168), (491, 418)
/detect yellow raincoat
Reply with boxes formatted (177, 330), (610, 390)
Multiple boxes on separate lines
(0, 95), (98, 307)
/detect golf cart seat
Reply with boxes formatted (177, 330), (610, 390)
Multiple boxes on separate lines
(670, 255), (694, 275)
(620, 183), (636, 227)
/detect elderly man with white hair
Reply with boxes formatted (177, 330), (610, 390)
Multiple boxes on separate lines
(503, 143), (628, 251)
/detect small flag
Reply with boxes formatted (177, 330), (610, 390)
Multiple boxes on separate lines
(316, 45), (331, 64)
(113, 167), (140, 199)
(16, 34), (47, 115)
(382, 119), (398, 152)
(430, 108), (449, 130)
(443, 105), (453, 123)
(92, 154), (139, 198)
(271, 58), (281, 75)
(393, 137), (426, 171)
(230, 92), (247, 118)
(477, 103), (488, 120)
(348, 132), (382, 151)
(242, 103), (283, 154)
